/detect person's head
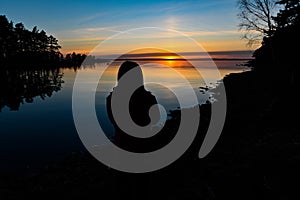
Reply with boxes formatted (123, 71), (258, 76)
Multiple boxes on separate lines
(117, 61), (144, 86)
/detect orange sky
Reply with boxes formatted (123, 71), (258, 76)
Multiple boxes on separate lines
(59, 29), (258, 57)
(3, 0), (260, 56)
(59, 33), (256, 55)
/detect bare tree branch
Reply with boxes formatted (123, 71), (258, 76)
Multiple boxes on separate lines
(237, 0), (278, 46)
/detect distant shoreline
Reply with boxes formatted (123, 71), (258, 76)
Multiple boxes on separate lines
(95, 50), (254, 62)
(114, 58), (253, 61)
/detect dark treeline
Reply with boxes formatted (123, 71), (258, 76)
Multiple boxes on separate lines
(208, 1), (300, 198)
(0, 15), (91, 68)
(248, 0), (300, 89)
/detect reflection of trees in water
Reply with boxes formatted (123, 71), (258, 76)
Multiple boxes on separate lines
(0, 68), (63, 111)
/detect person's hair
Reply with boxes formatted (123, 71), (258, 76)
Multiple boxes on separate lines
(117, 61), (140, 81)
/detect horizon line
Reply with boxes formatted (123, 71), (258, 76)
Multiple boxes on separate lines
(63, 50), (254, 56)
(93, 50), (253, 58)
(113, 58), (253, 61)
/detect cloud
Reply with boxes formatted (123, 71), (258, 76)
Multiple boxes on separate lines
(78, 12), (108, 23)
(58, 27), (256, 55)
(57, 25), (125, 36)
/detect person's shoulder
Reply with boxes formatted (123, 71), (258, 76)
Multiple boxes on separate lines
(144, 90), (157, 101)
(107, 87), (117, 98)
(106, 91), (113, 102)
(144, 90), (153, 96)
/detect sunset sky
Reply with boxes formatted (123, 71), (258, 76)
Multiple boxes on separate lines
(1, 0), (256, 55)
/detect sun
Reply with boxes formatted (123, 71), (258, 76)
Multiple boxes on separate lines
(164, 55), (180, 60)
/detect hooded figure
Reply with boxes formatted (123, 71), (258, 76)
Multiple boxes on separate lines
(106, 61), (159, 152)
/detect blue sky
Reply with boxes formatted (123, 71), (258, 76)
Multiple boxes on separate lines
(1, 0), (254, 54)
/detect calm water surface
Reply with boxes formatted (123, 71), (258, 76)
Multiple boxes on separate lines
(0, 60), (248, 172)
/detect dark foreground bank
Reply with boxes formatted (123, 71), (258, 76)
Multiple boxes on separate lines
(1, 70), (299, 200)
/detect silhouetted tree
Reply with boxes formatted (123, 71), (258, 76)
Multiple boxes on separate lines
(0, 16), (14, 60)
(0, 15), (98, 69)
(245, 0), (300, 89)
(0, 15), (63, 67)
(237, 0), (278, 46)
(274, 0), (300, 27)
(14, 23), (27, 54)
(62, 52), (87, 67)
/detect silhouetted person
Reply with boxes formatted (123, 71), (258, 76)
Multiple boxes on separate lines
(106, 61), (160, 152)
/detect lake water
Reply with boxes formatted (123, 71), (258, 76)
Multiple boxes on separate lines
(0, 60), (248, 173)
